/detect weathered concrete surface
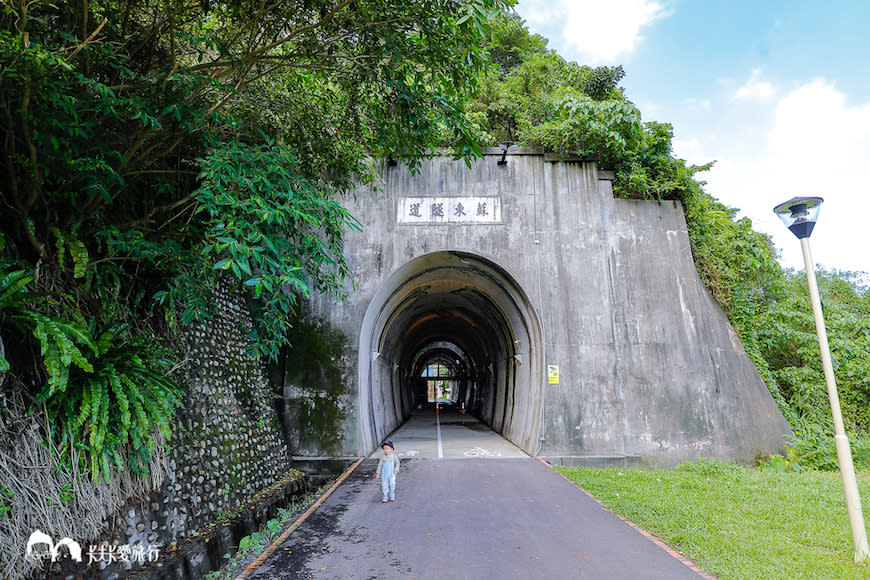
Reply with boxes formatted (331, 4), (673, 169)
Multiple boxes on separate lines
(281, 150), (792, 467)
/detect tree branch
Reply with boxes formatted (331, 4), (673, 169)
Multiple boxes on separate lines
(252, 0), (357, 59)
(60, 17), (107, 66)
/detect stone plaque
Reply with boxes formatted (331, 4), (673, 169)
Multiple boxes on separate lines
(397, 197), (501, 224)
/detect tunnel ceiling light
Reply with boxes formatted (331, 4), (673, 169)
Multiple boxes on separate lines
(372, 351), (380, 360)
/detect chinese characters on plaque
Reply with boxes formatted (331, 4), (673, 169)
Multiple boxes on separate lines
(398, 197), (501, 224)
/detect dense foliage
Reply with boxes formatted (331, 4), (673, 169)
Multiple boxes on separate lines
(0, 0), (511, 479)
(1, 1), (867, 485)
(1, 262), (183, 480)
(759, 272), (870, 429)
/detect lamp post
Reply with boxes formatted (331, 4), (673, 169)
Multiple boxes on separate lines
(773, 196), (869, 563)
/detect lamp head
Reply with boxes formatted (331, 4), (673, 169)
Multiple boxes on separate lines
(773, 196), (823, 239)
(497, 142), (519, 165)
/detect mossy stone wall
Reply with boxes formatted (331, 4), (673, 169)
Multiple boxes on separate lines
(105, 285), (293, 576)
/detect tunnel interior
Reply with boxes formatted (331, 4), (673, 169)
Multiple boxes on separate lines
(359, 251), (543, 454)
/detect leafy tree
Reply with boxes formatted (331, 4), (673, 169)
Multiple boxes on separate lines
(470, 13), (870, 445)
(0, 0), (512, 479)
(1, 0), (511, 354)
(758, 271), (870, 431)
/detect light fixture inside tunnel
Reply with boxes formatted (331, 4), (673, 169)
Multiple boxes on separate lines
(359, 250), (544, 456)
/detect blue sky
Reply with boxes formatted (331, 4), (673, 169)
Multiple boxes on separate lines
(515, 0), (869, 275)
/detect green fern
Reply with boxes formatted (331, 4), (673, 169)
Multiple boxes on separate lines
(2, 264), (181, 481)
(40, 326), (182, 481)
(0, 266), (96, 388)
(51, 227), (90, 279)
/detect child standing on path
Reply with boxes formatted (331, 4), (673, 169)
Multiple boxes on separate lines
(375, 441), (400, 503)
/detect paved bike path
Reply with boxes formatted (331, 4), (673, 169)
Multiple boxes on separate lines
(247, 456), (706, 579)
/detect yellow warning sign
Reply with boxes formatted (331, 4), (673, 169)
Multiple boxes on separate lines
(547, 364), (560, 384)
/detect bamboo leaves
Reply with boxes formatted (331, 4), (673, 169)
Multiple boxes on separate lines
(187, 139), (358, 360)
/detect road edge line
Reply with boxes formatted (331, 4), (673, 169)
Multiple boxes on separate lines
(234, 456), (366, 580)
(535, 457), (715, 580)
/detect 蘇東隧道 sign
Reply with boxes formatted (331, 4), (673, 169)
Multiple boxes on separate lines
(397, 197), (501, 224)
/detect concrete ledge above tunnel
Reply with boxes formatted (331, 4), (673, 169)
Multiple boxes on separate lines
(358, 251), (544, 456)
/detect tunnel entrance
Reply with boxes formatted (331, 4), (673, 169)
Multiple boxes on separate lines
(358, 251), (544, 455)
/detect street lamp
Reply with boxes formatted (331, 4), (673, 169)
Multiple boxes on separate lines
(773, 196), (870, 563)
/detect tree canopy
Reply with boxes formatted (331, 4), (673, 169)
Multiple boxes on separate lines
(1, 0), (511, 354)
(1, 3), (867, 481)
(1, 0), (512, 479)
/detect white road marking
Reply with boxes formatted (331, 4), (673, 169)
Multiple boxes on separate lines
(463, 447), (502, 457)
(436, 412), (443, 458)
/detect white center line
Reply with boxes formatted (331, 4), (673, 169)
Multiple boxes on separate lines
(436, 411), (443, 458)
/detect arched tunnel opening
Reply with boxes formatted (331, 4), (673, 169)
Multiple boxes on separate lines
(358, 251), (544, 455)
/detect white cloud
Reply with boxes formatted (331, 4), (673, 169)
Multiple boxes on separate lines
(768, 78), (870, 173)
(703, 78), (870, 273)
(734, 69), (776, 102)
(671, 137), (706, 165)
(765, 79), (870, 272)
(517, 0), (669, 64)
(682, 97), (711, 110)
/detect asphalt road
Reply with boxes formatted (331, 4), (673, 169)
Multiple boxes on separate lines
(247, 412), (705, 579)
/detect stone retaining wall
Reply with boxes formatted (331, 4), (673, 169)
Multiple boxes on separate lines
(101, 285), (294, 578)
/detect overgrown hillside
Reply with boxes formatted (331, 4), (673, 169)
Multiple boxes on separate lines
(1, 5), (867, 564)
(0, 2), (510, 577)
(467, 15), (869, 466)
(1, 0), (510, 475)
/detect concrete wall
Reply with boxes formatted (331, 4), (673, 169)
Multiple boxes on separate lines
(605, 197), (791, 463)
(286, 150), (791, 467)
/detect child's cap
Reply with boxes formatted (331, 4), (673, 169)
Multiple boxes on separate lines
(382, 440), (394, 449)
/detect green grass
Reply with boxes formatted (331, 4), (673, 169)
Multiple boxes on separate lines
(555, 460), (870, 579)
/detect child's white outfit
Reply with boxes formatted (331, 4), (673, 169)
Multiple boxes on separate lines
(377, 452), (400, 502)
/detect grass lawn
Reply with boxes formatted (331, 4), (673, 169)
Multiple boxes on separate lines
(555, 460), (870, 579)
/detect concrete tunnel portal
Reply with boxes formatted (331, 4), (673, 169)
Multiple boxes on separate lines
(289, 153), (792, 467)
(359, 251), (544, 456)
